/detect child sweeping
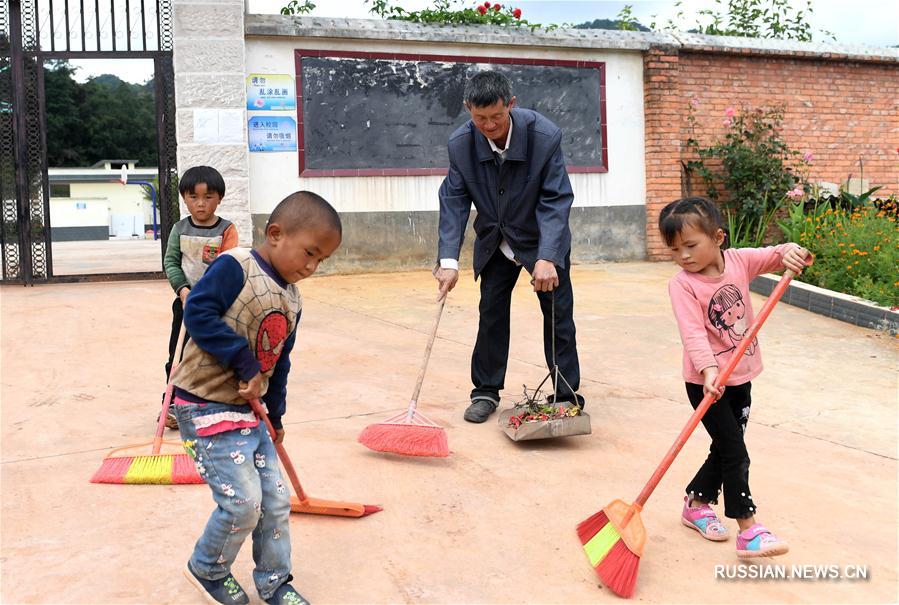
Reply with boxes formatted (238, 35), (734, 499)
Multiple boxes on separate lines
(171, 191), (341, 604)
(162, 165), (238, 429)
(659, 196), (811, 558)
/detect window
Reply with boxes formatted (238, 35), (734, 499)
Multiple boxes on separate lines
(50, 183), (71, 198)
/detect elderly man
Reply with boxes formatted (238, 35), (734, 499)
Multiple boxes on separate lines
(434, 70), (585, 423)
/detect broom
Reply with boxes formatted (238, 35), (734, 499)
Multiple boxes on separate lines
(357, 298), (450, 457)
(248, 398), (382, 517)
(577, 269), (796, 598)
(91, 323), (203, 485)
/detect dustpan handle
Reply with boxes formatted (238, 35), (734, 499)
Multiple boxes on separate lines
(248, 398), (309, 503)
(624, 270), (796, 524)
(153, 321), (188, 455)
(406, 298), (446, 420)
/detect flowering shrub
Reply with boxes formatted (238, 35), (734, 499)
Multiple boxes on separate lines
(365, 0), (538, 28)
(777, 196), (899, 307)
(686, 102), (809, 248)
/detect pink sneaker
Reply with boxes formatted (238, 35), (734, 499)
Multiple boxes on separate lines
(681, 496), (728, 541)
(736, 524), (789, 558)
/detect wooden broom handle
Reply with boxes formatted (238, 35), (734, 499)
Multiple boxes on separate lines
(249, 397), (309, 502)
(152, 321), (188, 454)
(406, 298), (447, 420)
(623, 270), (796, 525)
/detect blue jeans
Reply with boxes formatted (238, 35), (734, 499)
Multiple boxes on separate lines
(175, 402), (292, 600)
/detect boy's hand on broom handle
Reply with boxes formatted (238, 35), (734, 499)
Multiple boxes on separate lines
(701, 366), (724, 401)
(782, 244), (813, 274)
(178, 286), (190, 305)
(273, 428), (285, 445)
(239, 372), (263, 401)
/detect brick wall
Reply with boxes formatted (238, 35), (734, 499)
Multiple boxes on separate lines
(644, 48), (899, 259)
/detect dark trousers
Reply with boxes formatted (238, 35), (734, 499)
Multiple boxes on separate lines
(685, 381), (755, 519)
(470, 249), (580, 404)
(165, 297), (189, 380)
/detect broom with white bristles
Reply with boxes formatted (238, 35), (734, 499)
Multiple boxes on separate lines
(358, 298), (450, 458)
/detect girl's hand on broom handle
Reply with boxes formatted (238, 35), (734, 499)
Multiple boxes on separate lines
(702, 366), (724, 400)
(239, 372), (263, 401)
(273, 428), (285, 445)
(782, 244), (813, 274)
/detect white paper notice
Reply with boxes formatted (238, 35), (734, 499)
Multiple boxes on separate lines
(193, 109), (245, 144)
(217, 109), (244, 144)
(193, 109), (220, 144)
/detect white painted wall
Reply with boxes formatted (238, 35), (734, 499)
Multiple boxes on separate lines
(50, 199), (108, 228)
(244, 36), (646, 216)
(50, 182), (156, 233)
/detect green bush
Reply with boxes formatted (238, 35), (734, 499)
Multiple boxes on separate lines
(777, 197), (899, 307)
(686, 103), (809, 248)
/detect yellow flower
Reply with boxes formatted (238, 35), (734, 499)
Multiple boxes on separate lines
(874, 245), (880, 251)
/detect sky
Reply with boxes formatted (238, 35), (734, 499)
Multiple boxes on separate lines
(72, 0), (898, 83)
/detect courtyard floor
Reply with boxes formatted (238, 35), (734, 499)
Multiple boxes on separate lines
(1, 262), (896, 604)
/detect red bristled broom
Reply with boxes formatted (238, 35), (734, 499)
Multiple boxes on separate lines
(91, 323), (203, 485)
(358, 298), (449, 457)
(577, 269), (796, 598)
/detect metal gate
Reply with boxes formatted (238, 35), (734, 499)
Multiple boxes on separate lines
(0, 0), (178, 284)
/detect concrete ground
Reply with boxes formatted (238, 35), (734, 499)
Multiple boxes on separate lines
(1, 262), (896, 605)
(50, 239), (162, 275)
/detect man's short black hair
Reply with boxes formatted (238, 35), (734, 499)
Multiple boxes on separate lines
(463, 71), (513, 108)
(267, 191), (342, 236)
(179, 165), (226, 198)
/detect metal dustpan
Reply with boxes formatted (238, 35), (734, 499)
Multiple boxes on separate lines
(498, 290), (590, 441)
(499, 371), (591, 442)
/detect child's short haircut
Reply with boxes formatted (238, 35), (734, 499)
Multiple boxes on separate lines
(268, 191), (342, 236)
(179, 166), (226, 198)
(658, 197), (725, 247)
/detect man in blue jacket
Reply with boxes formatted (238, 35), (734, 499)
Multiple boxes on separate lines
(434, 70), (584, 423)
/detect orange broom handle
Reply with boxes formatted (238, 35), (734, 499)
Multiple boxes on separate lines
(406, 298), (447, 421)
(248, 397), (309, 503)
(623, 269), (796, 526)
(153, 321), (188, 454)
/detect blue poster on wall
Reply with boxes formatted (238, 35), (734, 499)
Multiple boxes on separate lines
(248, 117), (298, 152)
(246, 74), (297, 111)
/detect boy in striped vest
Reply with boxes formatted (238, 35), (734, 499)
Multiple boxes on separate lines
(172, 192), (341, 605)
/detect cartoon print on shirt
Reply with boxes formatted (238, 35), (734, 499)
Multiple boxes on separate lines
(257, 311), (288, 373)
(708, 284), (757, 357)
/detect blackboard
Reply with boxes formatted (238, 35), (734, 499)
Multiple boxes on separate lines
(296, 51), (606, 176)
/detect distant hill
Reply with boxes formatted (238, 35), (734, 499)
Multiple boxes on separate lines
(573, 18), (651, 32)
(89, 73), (153, 91)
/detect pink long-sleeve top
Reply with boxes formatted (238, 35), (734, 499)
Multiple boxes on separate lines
(668, 244), (791, 385)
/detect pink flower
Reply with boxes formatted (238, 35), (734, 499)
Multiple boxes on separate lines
(690, 98), (700, 108)
(724, 106), (736, 118)
(722, 118), (733, 127)
(803, 151), (814, 162)
(712, 303), (723, 313)
(786, 187), (804, 200)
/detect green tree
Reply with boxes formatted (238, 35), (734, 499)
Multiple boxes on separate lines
(43, 61), (157, 168)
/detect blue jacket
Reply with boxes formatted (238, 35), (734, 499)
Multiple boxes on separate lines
(437, 107), (574, 277)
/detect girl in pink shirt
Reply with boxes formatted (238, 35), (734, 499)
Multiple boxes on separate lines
(659, 197), (811, 558)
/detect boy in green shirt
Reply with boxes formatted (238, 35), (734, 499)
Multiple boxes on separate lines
(162, 166), (238, 428)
